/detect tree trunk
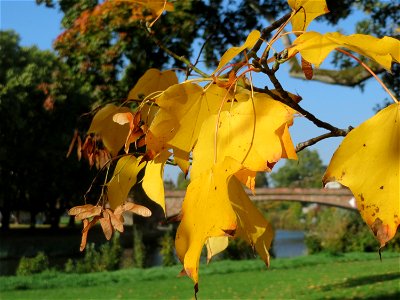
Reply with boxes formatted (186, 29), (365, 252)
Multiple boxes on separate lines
(0, 208), (10, 231)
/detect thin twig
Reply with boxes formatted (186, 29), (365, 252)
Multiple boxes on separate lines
(336, 48), (398, 103)
(186, 33), (213, 79)
(252, 86), (349, 136)
(147, 29), (210, 78)
(296, 128), (352, 152)
(249, 11), (292, 57)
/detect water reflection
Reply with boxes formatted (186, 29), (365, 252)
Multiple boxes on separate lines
(273, 230), (307, 258)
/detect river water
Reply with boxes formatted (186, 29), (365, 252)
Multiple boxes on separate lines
(272, 230), (307, 258)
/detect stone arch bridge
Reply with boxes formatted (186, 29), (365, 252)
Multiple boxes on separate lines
(164, 188), (356, 218)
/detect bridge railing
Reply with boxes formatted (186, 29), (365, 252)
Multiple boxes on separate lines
(164, 188), (356, 217)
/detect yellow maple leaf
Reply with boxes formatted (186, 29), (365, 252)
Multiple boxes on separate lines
(288, 0), (329, 33)
(288, 31), (400, 71)
(191, 92), (297, 178)
(107, 155), (145, 209)
(229, 177), (274, 265)
(88, 104), (132, 156)
(127, 68), (178, 101)
(212, 30), (261, 75)
(173, 148), (190, 175)
(142, 150), (171, 214)
(205, 236), (229, 263)
(323, 103), (400, 247)
(139, 0), (174, 16)
(175, 157), (242, 289)
(148, 83), (232, 155)
(234, 168), (257, 191)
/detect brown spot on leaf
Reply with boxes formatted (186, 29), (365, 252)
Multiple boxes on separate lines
(380, 186), (384, 190)
(363, 143), (366, 147)
(358, 193), (365, 202)
(371, 218), (389, 248)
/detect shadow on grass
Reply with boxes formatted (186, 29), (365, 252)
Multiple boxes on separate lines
(321, 272), (400, 291)
(317, 272), (400, 300)
(326, 291), (400, 300)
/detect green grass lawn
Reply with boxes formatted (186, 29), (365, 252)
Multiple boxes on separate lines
(1, 252), (399, 299)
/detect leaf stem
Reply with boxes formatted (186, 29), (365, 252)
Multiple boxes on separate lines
(336, 48), (398, 103)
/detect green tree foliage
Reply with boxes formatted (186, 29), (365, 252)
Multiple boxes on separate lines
(0, 30), (93, 229)
(255, 172), (268, 188)
(159, 230), (177, 267)
(37, 0), (398, 104)
(270, 149), (326, 188)
(133, 226), (145, 268)
(305, 208), (379, 254)
(176, 172), (189, 190)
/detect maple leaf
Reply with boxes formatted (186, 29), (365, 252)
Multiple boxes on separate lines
(175, 157), (242, 290)
(205, 236), (229, 263)
(88, 104), (132, 156)
(147, 83), (233, 156)
(213, 30), (261, 75)
(288, 31), (400, 71)
(288, 0), (329, 33)
(106, 155), (145, 209)
(127, 68), (178, 101)
(229, 177), (274, 265)
(191, 92), (297, 178)
(234, 169), (257, 191)
(173, 148), (190, 175)
(323, 103), (400, 247)
(142, 150), (171, 214)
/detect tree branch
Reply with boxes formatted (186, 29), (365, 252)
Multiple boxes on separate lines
(295, 129), (352, 152)
(289, 59), (386, 86)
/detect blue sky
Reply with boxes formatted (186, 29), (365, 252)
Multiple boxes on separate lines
(1, 0), (391, 182)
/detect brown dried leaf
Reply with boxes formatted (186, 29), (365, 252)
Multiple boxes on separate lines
(301, 57), (313, 80)
(114, 205), (124, 217)
(80, 219), (90, 251)
(100, 212), (113, 240)
(106, 208), (124, 233)
(124, 202), (152, 217)
(80, 216), (101, 251)
(69, 204), (95, 216)
(75, 205), (102, 221)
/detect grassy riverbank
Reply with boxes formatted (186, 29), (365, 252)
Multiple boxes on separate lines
(1, 252), (399, 299)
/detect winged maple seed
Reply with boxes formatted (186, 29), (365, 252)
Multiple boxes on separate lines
(68, 202), (152, 251)
(81, 135), (111, 169)
(112, 111), (146, 153)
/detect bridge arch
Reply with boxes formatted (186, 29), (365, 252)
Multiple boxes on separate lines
(164, 188), (356, 218)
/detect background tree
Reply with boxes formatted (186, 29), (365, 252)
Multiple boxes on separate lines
(255, 172), (269, 188)
(176, 172), (190, 190)
(0, 30), (94, 230)
(37, 0), (399, 105)
(270, 149), (326, 188)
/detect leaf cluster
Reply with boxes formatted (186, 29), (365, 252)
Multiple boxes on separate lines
(63, 0), (400, 296)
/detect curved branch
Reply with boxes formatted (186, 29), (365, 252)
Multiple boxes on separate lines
(296, 129), (352, 152)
